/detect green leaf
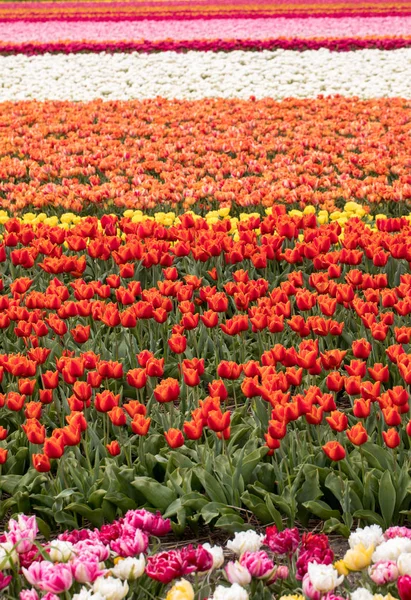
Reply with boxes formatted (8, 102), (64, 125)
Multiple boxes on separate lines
(103, 492), (136, 514)
(195, 468), (227, 504)
(131, 477), (177, 512)
(201, 502), (237, 524)
(361, 443), (391, 471)
(353, 510), (386, 528)
(239, 447), (268, 485)
(65, 503), (104, 528)
(215, 514), (247, 533)
(323, 517), (351, 538)
(296, 467), (323, 504)
(36, 517), (51, 540)
(163, 499), (183, 518)
(181, 492), (209, 512)
(264, 494), (284, 530)
(241, 491), (273, 524)
(303, 500), (341, 520)
(379, 470), (396, 528)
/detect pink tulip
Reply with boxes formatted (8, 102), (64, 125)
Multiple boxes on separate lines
(73, 539), (110, 561)
(0, 572), (12, 591)
(399, 575), (411, 600)
(369, 560), (399, 585)
(264, 526), (300, 555)
(110, 529), (148, 557)
(124, 509), (171, 536)
(240, 551), (275, 579)
(276, 565), (289, 579)
(6, 515), (38, 553)
(20, 590), (39, 600)
(180, 545), (213, 574)
(72, 555), (102, 583)
(303, 572), (322, 600)
(22, 562), (73, 594)
(146, 550), (183, 584)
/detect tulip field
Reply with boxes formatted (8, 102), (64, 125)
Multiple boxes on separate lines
(1, 1), (411, 599)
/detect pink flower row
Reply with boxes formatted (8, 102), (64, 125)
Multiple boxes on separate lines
(0, 12), (411, 23)
(0, 17), (409, 43)
(0, 36), (410, 55)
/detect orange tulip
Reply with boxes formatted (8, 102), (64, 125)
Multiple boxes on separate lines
(164, 428), (185, 448)
(32, 453), (51, 472)
(346, 422), (368, 446)
(153, 378), (180, 403)
(183, 420), (203, 440)
(106, 441), (121, 456)
(108, 407), (127, 427)
(131, 414), (151, 436)
(322, 441), (346, 461)
(44, 436), (65, 459)
(382, 428), (401, 449)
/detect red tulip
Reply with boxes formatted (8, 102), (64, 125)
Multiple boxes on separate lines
(154, 378), (180, 403)
(164, 428), (184, 448)
(383, 428), (401, 449)
(346, 423), (368, 446)
(322, 441), (346, 461)
(32, 453), (51, 472)
(106, 441), (121, 456)
(131, 414), (151, 436)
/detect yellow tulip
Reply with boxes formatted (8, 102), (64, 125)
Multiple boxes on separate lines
(374, 594), (398, 600)
(342, 543), (374, 571)
(334, 560), (350, 576)
(279, 595), (304, 600)
(165, 579), (194, 600)
(303, 205), (316, 215)
(218, 207), (230, 217)
(345, 201), (361, 212)
(44, 216), (59, 226)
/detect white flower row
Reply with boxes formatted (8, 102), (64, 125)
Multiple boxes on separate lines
(0, 48), (410, 101)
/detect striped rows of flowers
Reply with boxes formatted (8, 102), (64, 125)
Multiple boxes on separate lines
(2, 513), (411, 600)
(1, 0), (411, 598)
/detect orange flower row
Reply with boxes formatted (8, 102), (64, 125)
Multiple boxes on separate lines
(0, 97), (410, 214)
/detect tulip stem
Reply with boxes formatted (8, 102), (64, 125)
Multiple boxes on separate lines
(359, 446), (366, 483)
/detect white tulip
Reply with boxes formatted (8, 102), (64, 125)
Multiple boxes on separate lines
(93, 576), (129, 600)
(307, 562), (344, 593)
(111, 554), (146, 580)
(212, 583), (249, 600)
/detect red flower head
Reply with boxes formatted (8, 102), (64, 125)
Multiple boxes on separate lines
(346, 422), (368, 446)
(154, 378), (180, 403)
(131, 414), (151, 436)
(106, 441), (121, 456)
(164, 428), (184, 448)
(322, 441), (346, 461)
(383, 428), (401, 449)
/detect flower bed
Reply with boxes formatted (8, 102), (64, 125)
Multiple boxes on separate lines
(1, 205), (411, 539)
(1, 0), (411, 597)
(3, 513), (411, 599)
(0, 98), (410, 213)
